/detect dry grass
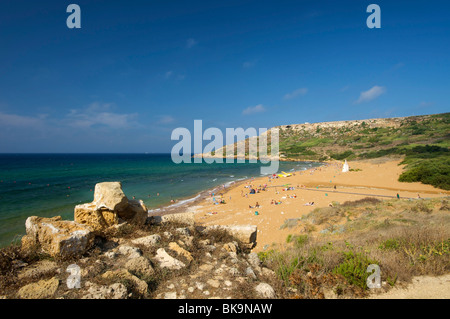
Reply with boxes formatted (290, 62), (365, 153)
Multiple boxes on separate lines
(260, 197), (450, 298)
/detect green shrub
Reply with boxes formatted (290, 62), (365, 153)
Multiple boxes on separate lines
(330, 150), (355, 160)
(333, 250), (379, 290)
(399, 157), (450, 190)
(379, 239), (400, 250)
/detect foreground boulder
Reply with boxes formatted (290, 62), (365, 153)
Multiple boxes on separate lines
(17, 277), (59, 299)
(74, 182), (148, 233)
(22, 216), (94, 258)
(196, 225), (257, 249)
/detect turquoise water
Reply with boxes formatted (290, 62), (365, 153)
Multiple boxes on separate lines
(0, 154), (322, 247)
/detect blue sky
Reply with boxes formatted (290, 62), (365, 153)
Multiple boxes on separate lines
(0, 0), (449, 153)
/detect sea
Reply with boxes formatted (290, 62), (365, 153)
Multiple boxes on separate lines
(0, 153), (322, 247)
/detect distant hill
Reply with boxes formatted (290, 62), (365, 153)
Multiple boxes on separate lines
(196, 113), (450, 189)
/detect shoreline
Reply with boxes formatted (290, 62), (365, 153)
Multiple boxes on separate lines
(156, 158), (449, 252)
(149, 157), (448, 220)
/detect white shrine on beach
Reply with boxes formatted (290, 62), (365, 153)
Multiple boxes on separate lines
(342, 160), (349, 173)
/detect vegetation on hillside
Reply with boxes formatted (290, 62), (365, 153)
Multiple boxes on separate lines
(258, 197), (450, 298)
(219, 113), (449, 190)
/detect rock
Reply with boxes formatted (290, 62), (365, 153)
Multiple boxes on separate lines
(245, 267), (257, 279)
(74, 202), (119, 233)
(163, 231), (173, 240)
(102, 269), (148, 296)
(118, 199), (148, 226)
(168, 242), (193, 263)
(207, 279), (220, 288)
(75, 182), (147, 233)
(196, 225), (257, 248)
(154, 248), (186, 270)
(164, 292), (177, 299)
(104, 251), (117, 259)
(255, 283), (275, 299)
(131, 234), (161, 247)
(17, 277), (59, 299)
(82, 282), (128, 299)
(260, 267), (276, 278)
(196, 282), (205, 290)
(118, 245), (142, 258)
(198, 239), (211, 246)
(247, 252), (261, 268)
(23, 216), (94, 258)
(93, 182), (128, 212)
(199, 264), (214, 272)
(125, 256), (154, 277)
(228, 267), (240, 277)
(18, 260), (59, 280)
(181, 235), (194, 248)
(223, 242), (238, 253)
(150, 212), (196, 225)
(176, 227), (191, 236)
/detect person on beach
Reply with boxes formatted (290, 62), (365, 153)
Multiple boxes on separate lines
(255, 202), (260, 208)
(397, 193), (400, 199)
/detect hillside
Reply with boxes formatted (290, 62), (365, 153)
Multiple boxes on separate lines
(197, 113), (450, 190)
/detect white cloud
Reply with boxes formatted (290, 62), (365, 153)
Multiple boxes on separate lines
(242, 104), (265, 115)
(157, 115), (175, 124)
(283, 88), (308, 100)
(0, 112), (43, 128)
(186, 38), (198, 49)
(66, 102), (139, 129)
(355, 86), (386, 104)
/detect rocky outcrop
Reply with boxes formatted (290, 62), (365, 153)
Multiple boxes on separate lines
(8, 181), (273, 300)
(21, 216), (94, 258)
(17, 277), (59, 299)
(154, 248), (186, 270)
(196, 225), (257, 249)
(149, 211), (196, 225)
(74, 182), (148, 233)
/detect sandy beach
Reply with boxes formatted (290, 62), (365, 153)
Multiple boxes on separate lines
(189, 159), (449, 252)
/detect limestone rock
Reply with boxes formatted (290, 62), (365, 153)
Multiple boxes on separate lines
(82, 282), (127, 299)
(223, 242), (238, 253)
(247, 252), (261, 268)
(255, 283), (275, 299)
(168, 242), (193, 263)
(17, 277), (59, 299)
(102, 269), (148, 296)
(176, 227), (191, 236)
(74, 203), (118, 233)
(131, 234), (161, 247)
(117, 245), (142, 258)
(150, 212), (196, 225)
(18, 260), (59, 281)
(245, 267), (257, 279)
(74, 182), (148, 233)
(196, 225), (257, 248)
(23, 216), (93, 258)
(125, 256), (154, 277)
(119, 199), (148, 226)
(154, 248), (186, 270)
(93, 182), (128, 212)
